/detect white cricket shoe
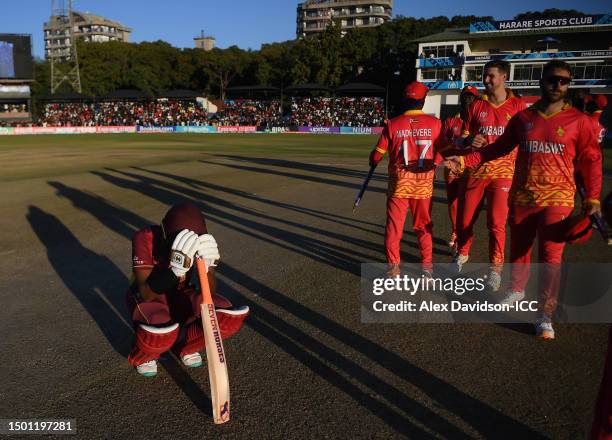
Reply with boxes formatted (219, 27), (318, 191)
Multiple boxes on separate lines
(136, 360), (157, 377)
(452, 254), (469, 273)
(498, 290), (525, 306)
(485, 270), (502, 292)
(535, 319), (555, 340)
(181, 352), (203, 368)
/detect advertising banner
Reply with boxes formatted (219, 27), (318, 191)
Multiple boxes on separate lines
(137, 126), (176, 133)
(216, 126), (257, 133)
(14, 126), (97, 135)
(96, 126), (136, 134)
(463, 79), (612, 89)
(175, 125), (217, 133)
(465, 50), (612, 63)
(340, 127), (383, 135)
(298, 126), (341, 134)
(0, 127), (13, 135)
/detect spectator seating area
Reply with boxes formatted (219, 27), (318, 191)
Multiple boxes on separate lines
(214, 99), (283, 127)
(4, 96), (386, 127)
(288, 97), (385, 127)
(39, 99), (209, 127)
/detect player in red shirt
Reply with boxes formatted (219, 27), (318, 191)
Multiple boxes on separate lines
(126, 202), (249, 377)
(440, 85), (479, 254)
(454, 60), (527, 292)
(446, 60), (602, 339)
(369, 81), (444, 277)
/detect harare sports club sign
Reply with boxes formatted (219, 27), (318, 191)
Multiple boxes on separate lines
(470, 14), (612, 33)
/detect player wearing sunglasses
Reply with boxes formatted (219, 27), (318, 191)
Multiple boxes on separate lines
(445, 60), (602, 339)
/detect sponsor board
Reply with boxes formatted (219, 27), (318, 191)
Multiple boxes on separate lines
(14, 126), (97, 135)
(96, 126), (136, 134)
(340, 127), (384, 135)
(465, 50), (612, 63)
(0, 127), (14, 135)
(298, 126), (341, 134)
(137, 126), (176, 133)
(175, 125), (217, 133)
(216, 126), (257, 133)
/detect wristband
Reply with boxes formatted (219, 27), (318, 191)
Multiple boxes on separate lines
(462, 135), (474, 148)
(147, 267), (179, 294)
(583, 198), (601, 206)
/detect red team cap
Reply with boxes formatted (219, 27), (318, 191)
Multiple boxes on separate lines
(593, 94), (608, 110)
(162, 202), (208, 241)
(404, 81), (429, 100)
(461, 85), (479, 97)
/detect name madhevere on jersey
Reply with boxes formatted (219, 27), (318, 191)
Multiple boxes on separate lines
(522, 140), (566, 154)
(396, 128), (432, 138)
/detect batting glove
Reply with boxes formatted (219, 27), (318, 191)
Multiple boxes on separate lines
(169, 229), (199, 278)
(197, 234), (220, 272)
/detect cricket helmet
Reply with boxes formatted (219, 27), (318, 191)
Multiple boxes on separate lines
(161, 202), (207, 243)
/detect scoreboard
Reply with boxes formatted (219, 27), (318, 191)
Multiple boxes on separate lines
(0, 34), (33, 80)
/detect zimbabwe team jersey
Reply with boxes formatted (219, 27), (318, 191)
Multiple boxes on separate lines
(375, 110), (443, 199)
(463, 90), (526, 179)
(464, 103), (602, 207)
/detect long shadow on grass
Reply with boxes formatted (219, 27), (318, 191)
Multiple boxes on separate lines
(217, 262), (545, 440)
(126, 166), (450, 252)
(64, 175), (543, 438)
(131, 166), (384, 234)
(41, 182), (454, 438)
(89, 170), (420, 273)
(26, 204), (213, 416)
(200, 157), (450, 207)
(214, 154), (389, 183)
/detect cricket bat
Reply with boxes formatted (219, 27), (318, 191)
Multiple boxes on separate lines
(196, 258), (230, 424)
(353, 164), (377, 213)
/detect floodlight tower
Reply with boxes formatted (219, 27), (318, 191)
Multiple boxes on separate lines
(49, 0), (82, 93)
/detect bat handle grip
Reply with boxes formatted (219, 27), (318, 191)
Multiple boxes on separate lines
(196, 258), (214, 305)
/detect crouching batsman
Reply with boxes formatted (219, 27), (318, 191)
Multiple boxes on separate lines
(446, 60), (602, 339)
(126, 202), (249, 377)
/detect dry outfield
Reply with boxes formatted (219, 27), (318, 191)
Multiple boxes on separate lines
(0, 133), (610, 439)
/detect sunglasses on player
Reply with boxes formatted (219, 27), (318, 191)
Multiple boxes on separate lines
(543, 75), (571, 86)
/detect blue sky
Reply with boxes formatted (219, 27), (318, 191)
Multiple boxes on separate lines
(1, 0), (609, 59)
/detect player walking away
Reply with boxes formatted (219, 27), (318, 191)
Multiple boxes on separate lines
(454, 60), (527, 292)
(369, 81), (444, 278)
(126, 202), (249, 377)
(439, 85), (479, 255)
(445, 60), (602, 339)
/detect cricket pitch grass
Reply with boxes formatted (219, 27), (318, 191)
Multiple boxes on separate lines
(0, 133), (610, 439)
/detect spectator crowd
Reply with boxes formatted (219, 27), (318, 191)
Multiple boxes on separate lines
(39, 99), (209, 127)
(288, 97), (385, 127)
(214, 99), (283, 127)
(1, 96), (387, 128)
